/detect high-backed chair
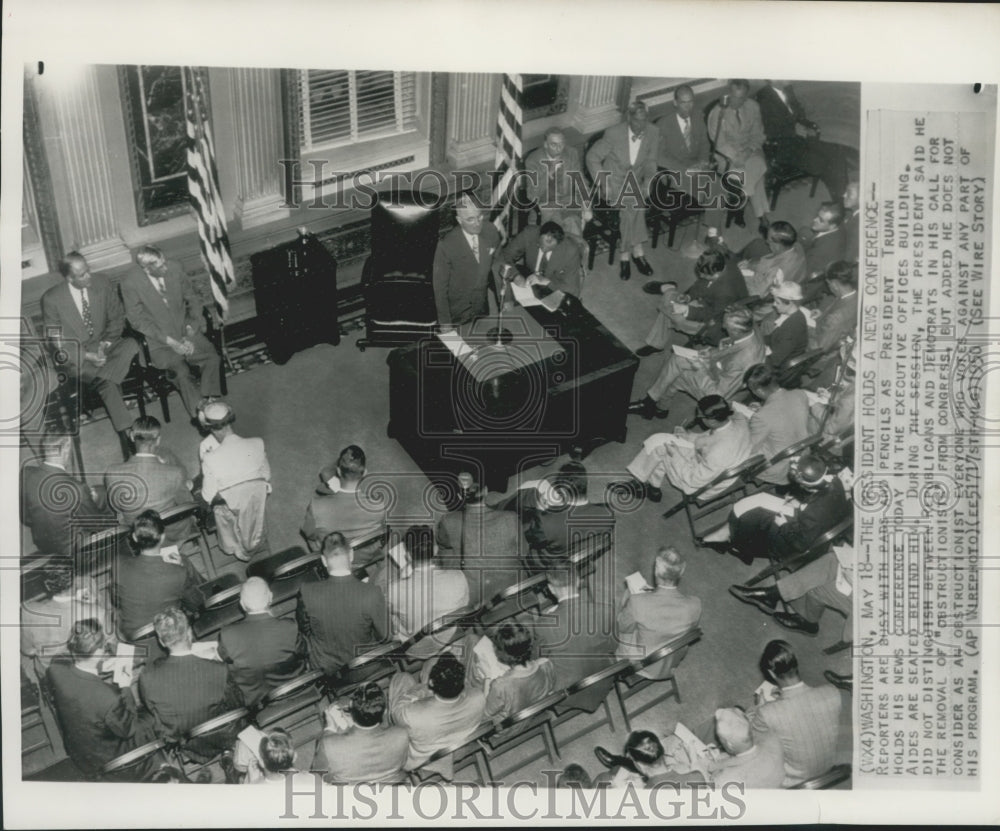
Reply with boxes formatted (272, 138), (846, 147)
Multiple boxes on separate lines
(646, 171), (704, 250)
(703, 98), (746, 230)
(357, 189), (442, 350)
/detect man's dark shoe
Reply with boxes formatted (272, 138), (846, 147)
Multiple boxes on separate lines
(627, 395), (669, 420)
(632, 255), (654, 276)
(824, 670), (853, 692)
(823, 639), (853, 656)
(697, 539), (734, 555)
(773, 610), (820, 635)
(642, 280), (669, 295)
(732, 210), (746, 228)
(620, 261), (631, 281)
(729, 583), (780, 614)
(635, 345), (663, 357)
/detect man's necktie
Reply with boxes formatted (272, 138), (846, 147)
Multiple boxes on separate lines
(155, 277), (169, 305)
(681, 117), (691, 150)
(471, 235), (480, 263)
(735, 107), (743, 128)
(539, 252), (548, 277)
(80, 289), (93, 337)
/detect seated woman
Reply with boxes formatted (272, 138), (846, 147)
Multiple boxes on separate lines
(593, 730), (710, 788)
(758, 281), (808, 369)
(464, 621), (557, 723)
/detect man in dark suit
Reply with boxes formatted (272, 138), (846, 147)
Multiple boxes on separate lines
(524, 127), (591, 241)
(20, 433), (111, 558)
(139, 607), (245, 759)
(296, 532), (389, 674)
(498, 221), (583, 298)
(432, 195), (501, 330)
(655, 84), (724, 226)
(586, 101), (660, 280)
(121, 245), (221, 417)
(749, 640), (842, 786)
(104, 415), (192, 541)
(809, 262), (859, 352)
(799, 202), (848, 304)
(755, 81), (850, 202)
(218, 577), (307, 706)
(841, 181), (860, 262)
(41, 251), (140, 446)
(435, 475), (523, 608)
(616, 547), (701, 680)
(763, 281), (809, 369)
(45, 619), (157, 780)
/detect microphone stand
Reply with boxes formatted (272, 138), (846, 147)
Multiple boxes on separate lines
(487, 266), (513, 347)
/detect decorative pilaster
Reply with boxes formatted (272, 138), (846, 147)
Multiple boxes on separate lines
(446, 73), (501, 167)
(230, 68), (291, 229)
(43, 65), (131, 269)
(571, 76), (624, 135)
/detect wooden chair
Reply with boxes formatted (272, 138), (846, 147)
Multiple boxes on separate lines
(178, 707), (250, 780)
(752, 433), (825, 487)
(551, 660), (631, 747)
(703, 97), (746, 229)
(478, 573), (550, 628)
(788, 763), (852, 789)
(762, 138), (820, 212)
(661, 454), (767, 539)
(478, 690), (567, 783)
(254, 670), (327, 755)
(744, 515), (854, 588)
(581, 132), (621, 270)
(568, 532), (614, 599)
(647, 171), (704, 250)
(160, 501), (217, 579)
(100, 737), (174, 781)
(327, 642), (403, 699)
(777, 345), (840, 389)
(408, 721), (496, 786)
(614, 627), (702, 733)
(21, 668), (57, 761)
(200, 572), (244, 610)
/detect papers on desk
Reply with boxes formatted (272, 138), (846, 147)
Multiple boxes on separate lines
(731, 401), (756, 419)
(672, 344), (702, 360)
(510, 279), (543, 307)
(192, 640), (221, 661)
(160, 544), (182, 565)
(625, 571), (652, 594)
(112, 642), (135, 688)
(436, 329), (474, 359)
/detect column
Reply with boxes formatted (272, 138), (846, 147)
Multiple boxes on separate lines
(230, 68), (291, 229)
(39, 65), (131, 269)
(572, 76), (624, 135)
(446, 73), (501, 167)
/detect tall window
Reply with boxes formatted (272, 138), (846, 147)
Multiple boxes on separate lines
(298, 69), (417, 152)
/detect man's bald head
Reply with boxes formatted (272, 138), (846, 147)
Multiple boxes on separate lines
(240, 577), (272, 613)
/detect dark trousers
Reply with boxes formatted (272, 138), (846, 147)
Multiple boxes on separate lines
(78, 338), (140, 431)
(149, 331), (222, 415)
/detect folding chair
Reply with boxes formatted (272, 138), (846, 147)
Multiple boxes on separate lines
(661, 454), (767, 539)
(788, 763), (851, 790)
(178, 707), (250, 781)
(752, 433), (825, 487)
(478, 690), (567, 783)
(551, 660), (631, 748)
(160, 501), (217, 579)
(408, 722), (496, 786)
(254, 670), (327, 756)
(777, 346), (839, 389)
(477, 573), (550, 628)
(614, 627), (702, 733)
(100, 738), (175, 782)
(21, 669), (57, 761)
(744, 516), (854, 588)
(327, 642), (403, 700)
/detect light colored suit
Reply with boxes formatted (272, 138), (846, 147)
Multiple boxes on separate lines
(749, 388), (812, 484)
(586, 121), (660, 249)
(313, 723), (410, 784)
(387, 566), (469, 659)
(750, 681), (842, 786)
(648, 331), (767, 404)
(746, 244), (807, 296)
(711, 733), (787, 789)
(615, 585), (701, 679)
(201, 433), (270, 503)
(628, 414), (754, 497)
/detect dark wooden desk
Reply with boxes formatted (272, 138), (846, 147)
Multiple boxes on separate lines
(387, 303), (638, 493)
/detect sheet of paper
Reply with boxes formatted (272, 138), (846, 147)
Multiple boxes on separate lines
(755, 680), (780, 704)
(238, 725), (266, 761)
(160, 544), (182, 565)
(672, 344), (702, 360)
(509, 279), (543, 307)
(731, 401), (756, 419)
(658, 433), (695, 450)
(538, 288), (565, 311)
(674, 720), (712, 758)
(112, 642), (135, 688)
(625, 571), (651, 594)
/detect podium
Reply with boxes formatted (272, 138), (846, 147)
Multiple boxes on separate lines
(249, 232), (339, 364)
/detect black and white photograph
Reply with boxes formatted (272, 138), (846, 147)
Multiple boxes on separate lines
(1, 1), (997, 826)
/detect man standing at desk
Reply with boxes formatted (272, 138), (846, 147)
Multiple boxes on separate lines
(432, 195), (500, 330)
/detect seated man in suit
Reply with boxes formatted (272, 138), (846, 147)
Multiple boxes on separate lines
(840, 181), (860, 262)
(139, 607), (245, 759)
(498, 220), (583, 298)
(524, 126), (591, 241)
(112, 510), (203, 642)
(218, 577), (307, 707)
(744, 364), (813, 485)
(709, 706), (786, 789)
(801, 201), (847, 286)
(624, 395), (754, 504)
(739, 221), (807, 296)
(312, 683), (410, 785)
(121, 245), (222, 419)
(296, 532), (389, 674)
(749, 640), (843, 786)
(21, 432), (111, 559)
(105, 415), (193, 543)
(46, 619), (157, 780)
(435, 473), (523, 608)
(628, 306), (766, 421)
(615, 547), (701, 679)
(585, 101), (659, 280)
(387, 652), (486, 778)
(808, 262), (859, 353)
(760, 281), (809, 370)
(41, 251), (140, 454)
(302, 444), (386, 567)
(756, 81), (851, 204)
(199, 401), (271, 561)
(522, 461), (616, 575)
(386, 525), (469, 658)
(700, 453), (850, 564)
(432, 194), (501, 330)
(637, 243), (749, 358)
(655, 84), (725, 227)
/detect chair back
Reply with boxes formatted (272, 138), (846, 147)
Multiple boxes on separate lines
(690, 453), (766, 503)
(788, 763), (852, 790)
(479, 573), (549, 626)
(418, 721), (496, 769)
(100, 738), (171, 778)
(248, 546), (315, 582)
(258, 670), (325, 710)
(765, 433), (825, 469)
(633, 627), (703, 675)
(368, 190), (443, 281)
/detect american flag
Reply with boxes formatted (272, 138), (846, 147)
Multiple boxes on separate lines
(492, 74), (524, 239)
(183, 66), (236, 318)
